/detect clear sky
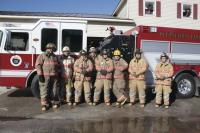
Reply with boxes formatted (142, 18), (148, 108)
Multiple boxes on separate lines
(0, 0), (120, 14)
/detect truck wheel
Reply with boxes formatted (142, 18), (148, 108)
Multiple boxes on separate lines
(175, 73), (196, 98)
(31, 75), (40, 99)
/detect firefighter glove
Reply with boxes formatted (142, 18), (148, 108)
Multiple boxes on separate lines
(100, 70), (107, 75)
(82, 69), (87, 75)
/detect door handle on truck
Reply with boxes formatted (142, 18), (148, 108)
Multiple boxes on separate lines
(31, 46), (36, 67)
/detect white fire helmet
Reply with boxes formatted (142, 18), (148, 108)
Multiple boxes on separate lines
(62, 46), (70, 52)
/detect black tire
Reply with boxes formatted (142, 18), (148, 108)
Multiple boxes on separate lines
(30, 75), (40, 99)
(174, 73), (196, 98)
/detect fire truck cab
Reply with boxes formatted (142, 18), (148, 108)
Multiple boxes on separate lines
(0, 19), (87, 97)
(128, 26), (200, 98)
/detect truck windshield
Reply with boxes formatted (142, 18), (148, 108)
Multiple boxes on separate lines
(0, 30), (3, 47)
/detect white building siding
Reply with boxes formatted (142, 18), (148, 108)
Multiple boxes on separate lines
(87, 21), (133, 37)
(117, 2), (128, 18)
(116, 0), (200, 30)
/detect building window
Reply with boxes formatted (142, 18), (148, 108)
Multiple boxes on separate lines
(5, 32), (29, 51)
(62, 30), (83, 52)
(41, 28), (58, 51)
(145, 1), (155, 15)
(183, 4), (192, 18)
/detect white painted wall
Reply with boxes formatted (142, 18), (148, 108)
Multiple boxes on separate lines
(117, 2), (128, 18)
(87, 22), (134, 37)
(116, 0), (200, 30)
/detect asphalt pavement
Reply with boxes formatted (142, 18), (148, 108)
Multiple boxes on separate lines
(0, 87), (200, 133)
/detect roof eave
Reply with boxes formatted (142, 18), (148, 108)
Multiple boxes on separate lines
(0, 15), (134, 23)
(112, 0), (126, 16)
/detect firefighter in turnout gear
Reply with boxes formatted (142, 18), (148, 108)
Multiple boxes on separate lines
(113, 49), (128, 106)
(73, 50), (93, 106)
(89, 47), (98, 62)
(128, 49), (148, 108)
(93, 49), (114, 106)
(59, 46), (75, 106)
(154, 53), (174, 109)
(88, 47), (101, 88)
(35, 43), (60, 111)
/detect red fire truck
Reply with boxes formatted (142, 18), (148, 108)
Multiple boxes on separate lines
(124, 25), (200, 98)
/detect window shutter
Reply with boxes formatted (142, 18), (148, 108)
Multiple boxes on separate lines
(139, 0), (143, 16)
(193, 4), (198, 20)
(156, 1), (161, 17)
(177, 3), (181, 19)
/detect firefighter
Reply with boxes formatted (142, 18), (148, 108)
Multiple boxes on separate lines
(35, 43), (60, 111)
(73, 50), (93, 106)
(88, 47), (102, 87)
(154, 53), (174, 109)
(93, 49), (114, 106)
(59, 46), (75, 106)
(128, 49), (148, 108)
(89, 47), (98, 62)
(113, 49), (128, 106)
(88, 47), (98, 86)
(106, 26), (116, 35)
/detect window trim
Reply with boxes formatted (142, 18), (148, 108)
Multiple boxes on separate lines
(182, 3), (193, 19)
(4, 31), (29, 51)
(144, 0), (156, 16)
(41, 28), (58, 52)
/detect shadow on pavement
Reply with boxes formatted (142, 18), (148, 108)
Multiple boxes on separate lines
(7, 88), (33, 97)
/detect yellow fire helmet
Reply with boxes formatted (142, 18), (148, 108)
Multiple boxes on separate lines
(113, 49), (121, 56)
